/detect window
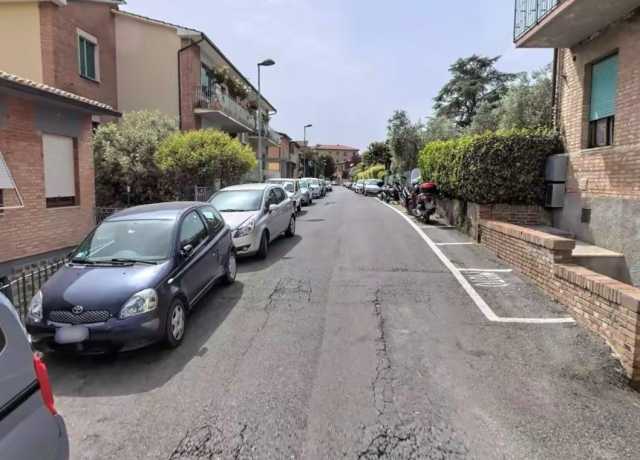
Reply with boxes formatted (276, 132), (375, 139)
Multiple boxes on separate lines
(588, 54), (618, 148)
(200, 206), (225, 235)
(78, 30), (99, 81)
(273, 188), (286, 203)
(43, 134), (77, 208)
(179, 211), (208, 249)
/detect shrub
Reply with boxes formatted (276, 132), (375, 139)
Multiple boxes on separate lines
(355, 163), (386, 181)
(156, 129), (257, 198)
(419, 129), (560, 205)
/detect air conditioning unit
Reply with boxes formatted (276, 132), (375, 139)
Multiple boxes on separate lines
(545, 183), (565, 208)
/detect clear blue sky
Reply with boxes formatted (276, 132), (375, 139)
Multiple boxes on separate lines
(126, 0), (552, 150)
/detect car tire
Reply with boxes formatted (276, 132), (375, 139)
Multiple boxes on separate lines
(257, 231), (269, 259)
(164, 299), (186, 348)
(222, 250), (237, 285)
(285, 215), (296, 237)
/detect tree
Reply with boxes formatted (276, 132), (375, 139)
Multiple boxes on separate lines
(317, 154), (337, 178)
(156, 129), (257, 198)
(423, 115), (460, 143)
(434, 55), (518, 128)
(362, 141), (392, 168)
(387, 110), (424, 172)
(93, 110), (178, 207)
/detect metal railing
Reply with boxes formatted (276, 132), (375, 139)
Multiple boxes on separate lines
(194, 85), (257, 131)
(514, 0), (561, 40)
(0, 259), (66, 322)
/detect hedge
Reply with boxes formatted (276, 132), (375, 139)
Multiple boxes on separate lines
(355, 163), (386, 181)
(419, 129), (560, 205)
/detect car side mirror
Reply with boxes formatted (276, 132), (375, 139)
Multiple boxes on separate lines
(180, 244), (194, 257)
(268, 204), (278, 213)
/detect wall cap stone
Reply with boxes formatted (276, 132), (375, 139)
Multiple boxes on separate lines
(479, 220), (576, 251)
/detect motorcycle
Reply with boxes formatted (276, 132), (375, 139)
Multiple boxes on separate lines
(412, 182), (437, 224)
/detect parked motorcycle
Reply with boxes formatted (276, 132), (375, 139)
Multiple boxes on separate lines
(413, 182), (437, 224)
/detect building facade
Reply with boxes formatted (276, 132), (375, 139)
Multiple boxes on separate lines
(0, 71), (119, 278)
(514, 0), (640, 285)
(313, 144), (359, 181)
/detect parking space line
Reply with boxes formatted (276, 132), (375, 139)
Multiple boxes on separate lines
(458, 268), (513, 273)
(435, 242), (475, 246)
(379, 201), (575, 325)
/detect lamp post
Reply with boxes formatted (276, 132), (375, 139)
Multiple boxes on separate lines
(257, 59), (275, 181)
(303, 124), (312, 176)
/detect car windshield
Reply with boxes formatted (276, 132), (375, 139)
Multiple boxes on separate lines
(73, 219), (174, 263)
(282, 182), (295, 193)
(299, 180), (310, 188)
(210, 190), (264, 212)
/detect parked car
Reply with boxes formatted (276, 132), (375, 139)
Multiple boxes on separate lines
(298, 179), (313, 205)
(325, 180), (333, 192)
(210, 183), (296, 259)
(364, 179), (383, 196)
(266, 178), (304, 213)
(26, 202), (236, 354)
(301, 177), (322, 199)
(354, 180), (365, 194)
(1, 293), (69, 460)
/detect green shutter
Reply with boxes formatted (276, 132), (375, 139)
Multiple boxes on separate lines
(85, 41), (96, 80)
(78, 37), (87, 77)
(590, 54), (618, 121)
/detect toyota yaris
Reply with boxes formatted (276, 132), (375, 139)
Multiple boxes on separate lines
(26, 202), (236, 353)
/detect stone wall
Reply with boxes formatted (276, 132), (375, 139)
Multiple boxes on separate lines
(479, 220), (640, 384)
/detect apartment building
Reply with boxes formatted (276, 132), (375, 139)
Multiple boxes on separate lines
(266, 133), (300, 179)
(313, 144), (359, 180)
(514, 0), (640, 285)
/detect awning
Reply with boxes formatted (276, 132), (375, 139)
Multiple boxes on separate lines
(0, 152), (24, 210)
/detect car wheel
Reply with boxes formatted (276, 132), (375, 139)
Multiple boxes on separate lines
(285, 215), (296, 237)
(164, 299), (186, 348)
(257, 231), (269, 259)
(222, 250), (237, 285)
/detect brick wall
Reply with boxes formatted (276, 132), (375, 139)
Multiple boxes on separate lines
(557, 13), (640, 199)
(479, 220), (640, 383)
(39, 1), (118, 109)
(179, 41), (201, 131)
(0, 95), (96, 265)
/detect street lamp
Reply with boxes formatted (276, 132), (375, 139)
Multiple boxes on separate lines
(303, 123), (312, 145)
(257, 58), (275, 181)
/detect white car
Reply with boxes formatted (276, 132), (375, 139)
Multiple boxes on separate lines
(267, 178), (304, 213)
(301, 177), (322, 199)
(210, 184), (296, 259)
(364, 179), (383, 196)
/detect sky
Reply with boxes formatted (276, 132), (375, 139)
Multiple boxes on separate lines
(126, 0), (552, 150)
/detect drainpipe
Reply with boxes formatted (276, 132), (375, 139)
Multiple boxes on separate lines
(552, 48), (559, 130)
(177, 38), (205, 131)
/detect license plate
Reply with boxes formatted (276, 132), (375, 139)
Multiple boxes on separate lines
(54, 325), (89, 344)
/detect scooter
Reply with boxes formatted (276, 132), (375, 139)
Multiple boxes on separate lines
(413, 182), (437, 224)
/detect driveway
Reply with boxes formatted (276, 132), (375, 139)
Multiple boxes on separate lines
(47, 188), (640, 459)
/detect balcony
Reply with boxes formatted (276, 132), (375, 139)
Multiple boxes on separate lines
(194, 85), (256, 133)
(514, 0), (640, 48)
(249, 125), (281, 146)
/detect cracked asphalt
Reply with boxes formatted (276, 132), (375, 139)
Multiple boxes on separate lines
(46, 188), (640, 459)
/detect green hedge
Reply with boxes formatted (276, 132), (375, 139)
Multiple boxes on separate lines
(419, 129), (560, 205)
(355, 163), (386, 180)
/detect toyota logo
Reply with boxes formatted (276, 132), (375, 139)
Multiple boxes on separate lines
(72, 305), (84, 315)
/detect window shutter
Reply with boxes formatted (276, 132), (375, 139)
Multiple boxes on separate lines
(43, 134), (75, 198)
(79, 37), (87, 77)
(86, 41), (96, 79)
(590, 54), (618, 121)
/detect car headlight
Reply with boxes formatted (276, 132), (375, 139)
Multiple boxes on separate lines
(119, 288), (158, 319)
(234, 218), (255, 238)
(28, 290), (43, 322)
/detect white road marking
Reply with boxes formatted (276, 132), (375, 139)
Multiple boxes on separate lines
(466, 272), (509, 288)
(458, 268), (513, 273)
(435, 242), (475, 246)
(379, 202), (575, 325)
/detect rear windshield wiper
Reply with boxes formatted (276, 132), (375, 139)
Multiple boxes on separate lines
(108, 258), (158, 265)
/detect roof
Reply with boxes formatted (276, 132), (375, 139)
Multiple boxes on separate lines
(314, 144), (359, 151)
(0, 71), (120, 116)
(107, 202), (203, 222)
(219, 183), (271, 192)
(114, 10), (276, 113)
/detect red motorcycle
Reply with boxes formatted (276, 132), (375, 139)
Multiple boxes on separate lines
(413, 182), (437, 224)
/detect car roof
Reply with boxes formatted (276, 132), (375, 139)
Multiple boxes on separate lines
(107, 202), (203, 222)
(218, 183), (273, 192)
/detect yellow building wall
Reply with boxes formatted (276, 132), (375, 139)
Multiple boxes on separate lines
(0, 2), (43, 82)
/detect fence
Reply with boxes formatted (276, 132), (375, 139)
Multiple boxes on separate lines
(0, 259), (67, 322)
(513, 0), (560, 40)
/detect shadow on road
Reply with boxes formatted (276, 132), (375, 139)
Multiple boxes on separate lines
(238, 234), (302, 274)
(46, 281), (244, 397)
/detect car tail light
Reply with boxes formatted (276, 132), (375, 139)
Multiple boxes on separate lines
(33, 354), (57, 415)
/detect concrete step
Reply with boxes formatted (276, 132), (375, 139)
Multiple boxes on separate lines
(572, 241), (630, 285)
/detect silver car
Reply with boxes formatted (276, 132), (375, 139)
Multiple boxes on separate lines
(266, 178), (305, 213)
(210, 184), (296, 259)
(301, 177), (322, 199)
(364, 179), (383, 196)
(0, 293), (69, 460)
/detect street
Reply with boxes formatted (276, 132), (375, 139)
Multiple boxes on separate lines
(47, 187), (640, 459)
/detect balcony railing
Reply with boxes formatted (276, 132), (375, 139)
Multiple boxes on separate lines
(194, 85), (257, 131)
(514, 0), (561, 40)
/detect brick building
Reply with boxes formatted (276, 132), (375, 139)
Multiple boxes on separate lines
(312, 144), (359, 181)
(266, 133), (300, 179)
(514, 0), (640, 286)
(0, 71), (119, 278)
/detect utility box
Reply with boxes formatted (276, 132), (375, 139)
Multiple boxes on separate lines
(545, 183), (566, 208)
(544, 154), (568, 208)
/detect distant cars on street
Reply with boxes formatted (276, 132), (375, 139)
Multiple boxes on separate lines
(301, 178), (322, 199)
(210, 183), (296, 259)
(364, 179), (383, 196)
(26, 202), (236, 354)
(266, 178), (304, 213)
(1, 293), (69, 460)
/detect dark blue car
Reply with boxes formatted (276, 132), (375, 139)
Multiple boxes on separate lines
(26, 202), (236, 353)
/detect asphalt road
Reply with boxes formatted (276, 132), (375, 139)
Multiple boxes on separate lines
(47, 187), (640, 459)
